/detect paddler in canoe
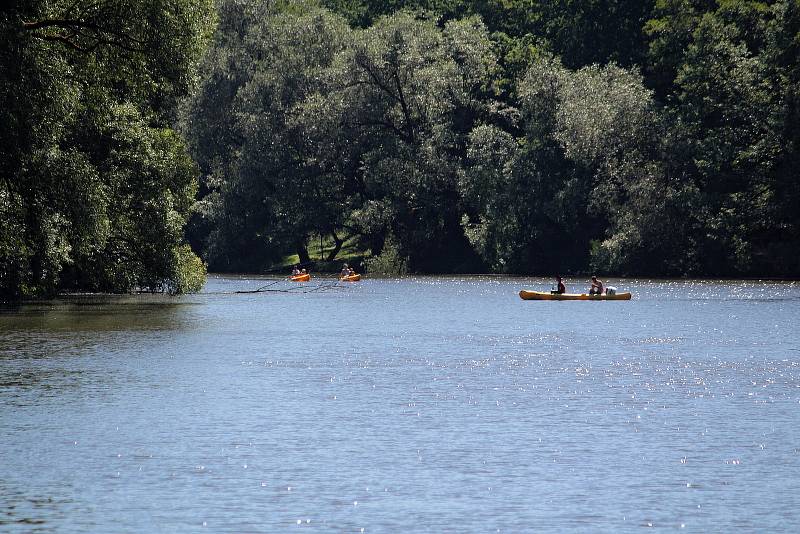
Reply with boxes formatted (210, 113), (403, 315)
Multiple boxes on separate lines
(589, 276), (603, 295)
(552, 276), (566, 294)
(520, 275), (630, 300)
(290, 266), (311, 282)
(339, 263), (361, 281)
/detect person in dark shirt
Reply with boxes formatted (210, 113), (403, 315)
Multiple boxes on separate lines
(553, 276), (566, 294)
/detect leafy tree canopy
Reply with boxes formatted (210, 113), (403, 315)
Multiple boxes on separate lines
(1, 0), (213, 298)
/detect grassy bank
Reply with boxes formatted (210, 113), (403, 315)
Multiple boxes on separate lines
(279, 235), (368, 274)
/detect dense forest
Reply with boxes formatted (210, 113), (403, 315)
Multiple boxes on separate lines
(2, 0), (800, 298)
(185, 0), (800, 277)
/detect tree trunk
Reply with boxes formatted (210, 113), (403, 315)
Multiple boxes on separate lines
(370, 232), (385, 257)
(326, 231), (344, 261)
(297, 243), (310, 265)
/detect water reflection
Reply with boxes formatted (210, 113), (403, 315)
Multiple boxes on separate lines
(0, 480), (72, 530)
(1, 297), (197, 363)
(0, 296), (198, 417)
(0, 296), (197, 333)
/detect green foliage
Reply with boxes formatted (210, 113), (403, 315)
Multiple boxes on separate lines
(362, 235), (409, 275)
(184, 4), (495, 272)
(24, 0), (800, 291)
(170, 244), (208, 293)
(458, 124), (521, 271)
(343, 12), (496, 271)
(636, 0), (800, 275)
(459, 58), (660, 274)
(181, 0), (800, 278)
(534, 0), (657, 69)
(183, 3), (355, 271)
(1, 0), (213, 298)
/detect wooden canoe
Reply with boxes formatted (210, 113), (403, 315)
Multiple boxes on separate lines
(519, 290), (631, 301)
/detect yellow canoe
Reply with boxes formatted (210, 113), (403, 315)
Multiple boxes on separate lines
(290, 273), (311, 282)
(519, 290), (631, 301)
(339, 273), (361, 282)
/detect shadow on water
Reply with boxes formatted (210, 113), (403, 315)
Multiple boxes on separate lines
(0, 296), (200, 409)
(0, 367), (86, 390)
(0, 479), (73, 529)
(0, 295), (199, 370)
(0, 294), (198, 334)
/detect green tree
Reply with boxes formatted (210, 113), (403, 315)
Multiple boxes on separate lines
(184, 5), (496, 272)
(1, 0), (212, 298)
(181, 0), (800, 279)
(338, 12), (496, 270)
(183, 3), (355, 270)
(654, 2), (794, 274)
(537, 0), (657, 69)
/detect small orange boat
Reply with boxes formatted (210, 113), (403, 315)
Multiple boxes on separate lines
(339, 273), (361, 282)
(290, 273), (311, 282)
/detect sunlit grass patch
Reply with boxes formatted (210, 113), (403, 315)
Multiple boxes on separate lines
(279, 234), (369, 272)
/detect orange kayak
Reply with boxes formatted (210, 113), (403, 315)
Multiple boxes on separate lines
(290, 273), (311, 282)
(339, 273), (361, 282)
(519, 290), (631, 301)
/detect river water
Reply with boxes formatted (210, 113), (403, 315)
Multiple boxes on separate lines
(1, 275), (799, 532)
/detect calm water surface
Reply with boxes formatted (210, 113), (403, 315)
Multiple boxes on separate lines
(1, 276), (799, 532)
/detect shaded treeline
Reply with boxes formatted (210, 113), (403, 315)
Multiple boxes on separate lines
(3, 1), (799, 300)
(0, 0), (213, 298)
(183, 0), (800, 277)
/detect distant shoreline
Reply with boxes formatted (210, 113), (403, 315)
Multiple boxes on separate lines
(206, 272), (800, 282)
(3, 274), (798, 305)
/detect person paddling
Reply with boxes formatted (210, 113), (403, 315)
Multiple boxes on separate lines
(552, 276), (566, 294)
(340, 263), (351, 278)
(291, 264), (301, 276)
(589, 276), (604, 295)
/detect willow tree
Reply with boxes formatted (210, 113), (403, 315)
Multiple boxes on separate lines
(459, 57), (670, 275)
(182, 3), (356, 270)
(184, 5), (496, 272)
(333, 12), (497, 271)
